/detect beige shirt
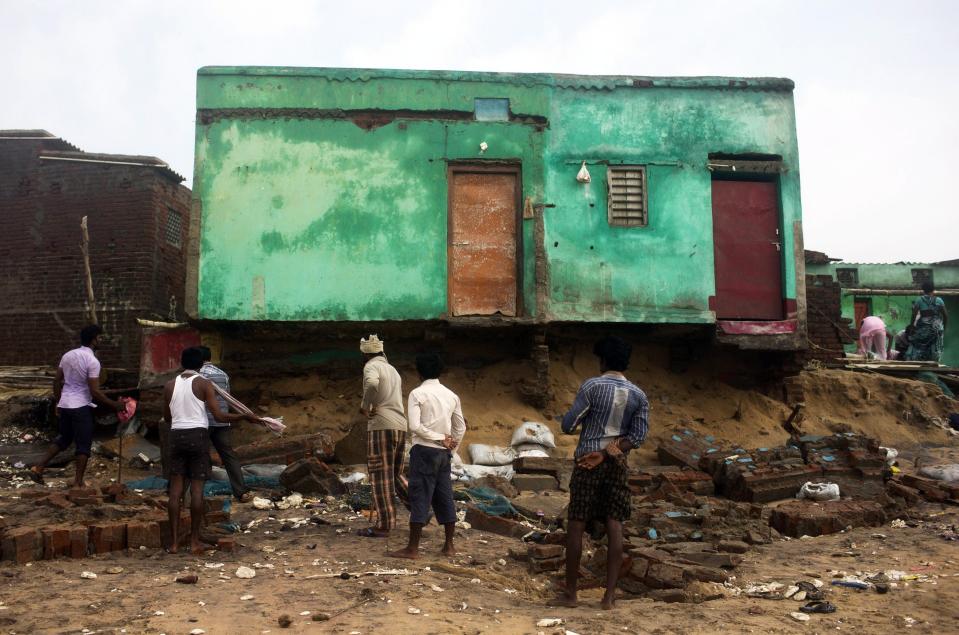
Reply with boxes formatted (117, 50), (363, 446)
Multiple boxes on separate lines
(361, 355), (407, 432)
(407, 378), (466, 450)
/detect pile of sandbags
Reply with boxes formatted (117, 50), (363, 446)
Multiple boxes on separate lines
(465, 422), (557, 468)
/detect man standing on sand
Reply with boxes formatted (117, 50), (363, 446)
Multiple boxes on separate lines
(30, 325), (122, 487)
(388, 353), (465, 560)
(198, 346), (252, 503)
(164, 347), (259, 554)
(552, 335), (649, 610)
(356, 335), (409, 538)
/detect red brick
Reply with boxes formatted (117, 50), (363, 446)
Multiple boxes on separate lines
(216, 537), (235, 553)
(2, 527), (41, 564)
(88, 522), (127, 554)
(126, 521), (162, 549)
(68, 526), (88, 558)
(42, 526), (72, 560)
(768, 500), (886, 538)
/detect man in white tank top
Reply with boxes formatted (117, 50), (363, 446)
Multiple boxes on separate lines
(163, 347), (258, 554)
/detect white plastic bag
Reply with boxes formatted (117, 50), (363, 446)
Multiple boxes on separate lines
(514, 442), (550, 458)
(576, 161), (591, 183)
(919, 464), (959, 482)
(510, 422), (556, 449)
(452, 464), (515, 481)
(796, 481), (840, 502)
(468, 443), (516, 466)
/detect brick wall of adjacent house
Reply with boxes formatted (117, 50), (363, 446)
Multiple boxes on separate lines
(0, 138), (191, 371)
(804, 274), (854, 364)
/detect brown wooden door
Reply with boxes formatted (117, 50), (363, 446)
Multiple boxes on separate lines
(711, 180), (784, 320)
(448, 167), (520, 316)
(854, 299), (871, 332)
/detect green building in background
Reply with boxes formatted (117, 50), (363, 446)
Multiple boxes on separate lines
(188, 67), (807, 352)
(806, 257), (959, 366)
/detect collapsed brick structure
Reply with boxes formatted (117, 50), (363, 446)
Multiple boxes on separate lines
(0, 130), (191, 370)
(804, 274), (855, 364)
(0, 485), (232, 564)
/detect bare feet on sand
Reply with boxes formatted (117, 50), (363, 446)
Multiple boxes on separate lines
(386, 548), (419, 560)
(548, 594), (578, 608)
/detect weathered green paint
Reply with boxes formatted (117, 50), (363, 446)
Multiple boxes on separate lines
(193, 67), (803, 325)
(806, 261), (959, 365)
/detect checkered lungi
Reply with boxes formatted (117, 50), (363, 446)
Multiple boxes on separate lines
(567, 458), (631, 523)
(367, 430), (409, 530)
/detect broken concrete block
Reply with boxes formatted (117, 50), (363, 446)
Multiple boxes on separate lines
(235, 432), (335, 466)
(674, 551), (742, 569)
(528, 544), (564, 559)
(681, 564), (728, 584)
(463, 505), (529, 538)
(646, 588), (688, 603)
(507, 546), (529, 562)
(279, 458), (346, 496)
(716, 540), (750, 554)
(512, 457), (573, 491)
(644, 562), (686, 589)
(511, 474), (559, 492)
(529, 555), (565, 573)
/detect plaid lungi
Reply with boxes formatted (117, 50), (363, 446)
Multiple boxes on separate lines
(367, 430), (409, 530)
(567, 458), (631, 523)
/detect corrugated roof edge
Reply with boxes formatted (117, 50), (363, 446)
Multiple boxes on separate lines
(197, 66), (795, 91)
(38, 150), (184, 183)
(827, 261), (959, 267)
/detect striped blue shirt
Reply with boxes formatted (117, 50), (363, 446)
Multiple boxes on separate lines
(199, 362), (231, 427)
(561, 374), (649, 459)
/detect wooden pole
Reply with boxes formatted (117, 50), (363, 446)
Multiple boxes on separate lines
(80, 216), (98, 325)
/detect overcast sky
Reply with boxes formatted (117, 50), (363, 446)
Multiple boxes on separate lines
(3, 0), (957, 263)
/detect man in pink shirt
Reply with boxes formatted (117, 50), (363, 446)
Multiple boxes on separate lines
(30, 325), (122, 487)
(858, 315), (889, 360)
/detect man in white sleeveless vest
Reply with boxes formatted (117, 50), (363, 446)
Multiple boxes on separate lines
(163, 347), (258, 554)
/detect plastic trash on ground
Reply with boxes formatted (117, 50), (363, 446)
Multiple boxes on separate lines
(796, 481), (840, 502)
(918, 464), (959, 482)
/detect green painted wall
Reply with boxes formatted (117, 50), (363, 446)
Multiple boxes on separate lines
(807, 262), (959, 365)
(193, 67), (802, 324)
(544, 87), (801, 322)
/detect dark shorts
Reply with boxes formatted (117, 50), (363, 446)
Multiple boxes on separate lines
(408, 444), (456, 525)
(568, 458), (631, 523)
(55, 406), (95, 456)
(168, 428), (212, 480)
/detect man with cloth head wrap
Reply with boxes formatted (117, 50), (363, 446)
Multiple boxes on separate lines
(356, 335), (409, 537)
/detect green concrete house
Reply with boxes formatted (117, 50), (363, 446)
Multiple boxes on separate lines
(188, 67), (806, 351)
(806, 258), (958, 365)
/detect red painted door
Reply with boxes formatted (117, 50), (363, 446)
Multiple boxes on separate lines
(448, 169), (519, 316)
(711, 180), (783, 320)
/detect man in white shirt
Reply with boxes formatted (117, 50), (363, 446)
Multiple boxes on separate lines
(387, 353), (466, 560)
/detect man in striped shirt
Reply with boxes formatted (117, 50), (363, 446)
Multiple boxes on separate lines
(553, 336), (649, 610)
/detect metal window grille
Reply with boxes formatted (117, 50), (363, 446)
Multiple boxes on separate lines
(607, 166), (648, 227)
(836, 268), (859, 286)
(911, 268), (933, 288)
(165, 209), (183, 248)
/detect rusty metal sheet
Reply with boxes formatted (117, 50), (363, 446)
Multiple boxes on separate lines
(711, 180), (783, 320)
(449, 171), (518, 316)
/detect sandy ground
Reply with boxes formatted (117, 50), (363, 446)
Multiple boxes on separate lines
(1, 473), (958, 635)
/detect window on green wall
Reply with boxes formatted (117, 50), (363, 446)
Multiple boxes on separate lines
(836, 268), (859, 286)
(607, 166), (648, 227)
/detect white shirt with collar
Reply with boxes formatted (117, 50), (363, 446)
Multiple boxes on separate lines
(407, 378), (466, 450)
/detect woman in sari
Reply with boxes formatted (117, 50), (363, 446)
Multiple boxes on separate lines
(905, 281), (949, 362)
